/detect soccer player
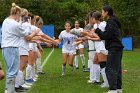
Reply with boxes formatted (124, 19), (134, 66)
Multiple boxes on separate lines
(90, 11), (109, 87)
(73, 20), (85, 70)
(1, 3), (39, 93)
(56, 21), (77, 76)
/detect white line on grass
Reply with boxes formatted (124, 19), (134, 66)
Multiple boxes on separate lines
(42, 46), (54, 68)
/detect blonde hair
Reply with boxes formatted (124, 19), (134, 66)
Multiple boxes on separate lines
(21, 8), (28, 17)
(10, 3), (21, 15)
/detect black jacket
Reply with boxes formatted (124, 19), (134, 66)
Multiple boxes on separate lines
(95, 16), (124, 51)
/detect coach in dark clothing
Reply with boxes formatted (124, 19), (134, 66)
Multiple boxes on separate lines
(95, 5), (124, 93)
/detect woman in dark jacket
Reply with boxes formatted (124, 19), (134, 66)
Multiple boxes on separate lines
(95, 5), (124, 93)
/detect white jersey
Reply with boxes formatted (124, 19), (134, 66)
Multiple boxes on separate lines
(59, 30), (77, 53)
(94, 21), (107, 53)
(84, 24), (95, 51)
(72, 28), (83, 33)
(19, 22), (32, 50)
(73, 27), (84, 49)
(29, 25), (40, 51)
(1, 18), (29, 48)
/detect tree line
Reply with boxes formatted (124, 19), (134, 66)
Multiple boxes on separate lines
(0, 0), (140, 37)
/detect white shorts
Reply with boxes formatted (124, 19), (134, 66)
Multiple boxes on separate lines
(76, 44), (84, 49)
(19, 47), (29, 56)
(62, 50), (76, 55)
(29, 43), (38, 52)
(96, 50), (108, 55)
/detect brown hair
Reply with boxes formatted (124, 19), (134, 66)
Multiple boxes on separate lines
(21, 8), (28, 17)
(10, 3), (21, 15)
(92, 11), (103, 21)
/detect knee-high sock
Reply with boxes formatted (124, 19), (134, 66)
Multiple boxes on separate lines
(88, 51), (95, 69)
(31, 64), (36, 78)
(62, 64), (66, 74)
(101, 67), (108, 85)
(74, 55), (78, 68)
(26, 65), (32, 80)
(80, 54), (85, 66)
(6, 78), (15, 93)
(15, 70), (24, 87)
(93, 64), (100, 82)
(36, 57), (42, 72)
(90, 63), (94, 81)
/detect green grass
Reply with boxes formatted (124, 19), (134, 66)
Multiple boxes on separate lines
(0, 48), (140, 93)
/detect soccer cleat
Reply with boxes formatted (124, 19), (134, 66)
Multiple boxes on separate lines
(87, 80), (95, 83)
(25, 79), (34, 86)
(21, 83), (31, 90)
(76, 67), (79, 69)
(15, 86), (27, 92)
(83, 68), (90, 72)
(35, 74), (39, 78)
(100, 83), (109, 88)
(117, 89), (122, 93)
(105, 90), (117, 93)
(61, 73), (65, 76)
(37, 71), (45, 75)
(92, 81), (101, 85)
(33, 77), (38, 82)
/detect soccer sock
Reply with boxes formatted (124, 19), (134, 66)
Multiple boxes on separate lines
(26, 65), (32, 80)
(93, 64), (100, 82)
(15, 70), (24, 87)
(101, 67), (108, 85)
(90, 63), (94, 81)
(80, 54), (85, 67)
(74, 55), (78, 68)
(95, 64), (100, 82)
(7, 78), (15, 93)
(31, 64), (36, 78)
(88, 59), (93, 69)
(36, 57), (42, 72)
(62, 64), (66, 74)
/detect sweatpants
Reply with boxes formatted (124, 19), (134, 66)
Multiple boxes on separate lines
(105, 51), (123, 90)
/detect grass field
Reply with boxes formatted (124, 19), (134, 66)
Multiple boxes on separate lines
(0, 48), (140, 93)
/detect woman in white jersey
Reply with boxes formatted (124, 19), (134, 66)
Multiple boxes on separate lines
(26, 15), (57, 84)
(73, 20), (86, 70)
(56, 21), (77, 76)
(15, 9), (43, 92)
(88, 11), (109, 87)
(1, 3), (39, 93)
(15, 8), (32, 92)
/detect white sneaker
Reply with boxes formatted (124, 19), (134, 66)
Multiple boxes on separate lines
(117, 89), (122, 93)
(25, 82), (33, 86)
(4, 90), (7, 93)
(35, 74), (39, 78)
(61, 73), (65, 76)
(33, 77), (38, 82)
(106, 90), (117, 93)
(21, 83), (31, 89)
(100, 83), (109, 88)
(87, 80), (94, 83)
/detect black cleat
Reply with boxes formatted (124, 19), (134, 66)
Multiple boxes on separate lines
(15, 86), (27, 92)
(37, 71), (45, 75)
